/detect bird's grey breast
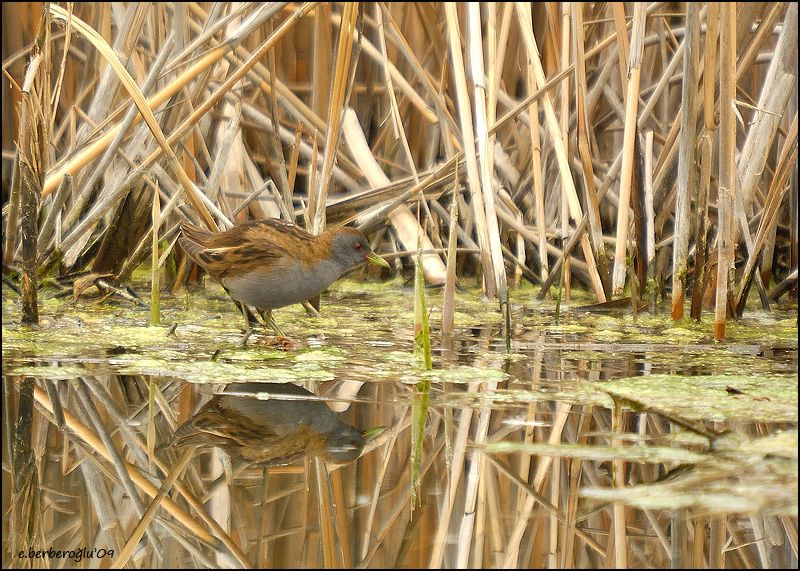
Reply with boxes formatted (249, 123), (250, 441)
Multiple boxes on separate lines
(222, 259), (342, 309)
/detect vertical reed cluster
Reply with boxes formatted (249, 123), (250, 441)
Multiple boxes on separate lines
(1, 3), (796, 338)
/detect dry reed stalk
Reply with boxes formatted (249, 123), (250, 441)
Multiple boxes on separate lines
(654, 5), (763, 237)
(638, 38), (684, 130)
(527, 86), (549, 284)
(310, 2), (357, 235)
(17, 56), (46, 323)
(557, 3), (572, 302)
(690, 3), (720, 320)
(516, 1), (606, 301)
(468, 2), (511, 344)
(39, 6), (258, 197)
(612, 3), (631, 98)
(736, 114), (798, 315)
(15, 7), (52, 325)
(44, 2), (317, 240)
(287, 122), (303, 194)
(704, 3), (720, 127)
(671, 3), (700, 320)
(715, 4), (737, 340)
(736, 4), (788, 86)
(611, 3), (646, 297)
(735, 4), (797, 219)
(37, 169), (71, 257)
(48, 5), (217, 230)
(573, 3), (611, 299)
(444, 2), (496, 298)
(3, 152), (21, 269)
(54, 34), (176, 259)
(538, 152), (623, 299)
(690, 133), (713, 320)
(494, 3), (514, 95)
(374, 5), (417, 181)
(312, 3), (332, 117)
(375, 4), (455, 132)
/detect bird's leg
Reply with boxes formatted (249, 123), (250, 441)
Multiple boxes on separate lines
(262, 309), (287, 337)
(256, 309), (296, 349)
(302, 301), (321, 318)
(257, 309), (269, 333)
(239, 302), (255, 347)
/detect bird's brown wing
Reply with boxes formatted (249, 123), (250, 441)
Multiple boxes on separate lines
(178, 219), (312, 278)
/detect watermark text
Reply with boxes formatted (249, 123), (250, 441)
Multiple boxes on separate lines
(17, 546), (115, 563)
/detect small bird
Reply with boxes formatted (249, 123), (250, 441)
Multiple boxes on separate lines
(171, 382), (367, 466)
(178, 218), (389, 338)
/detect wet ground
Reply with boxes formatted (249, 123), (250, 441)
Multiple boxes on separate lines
(2, 278), (797, 568)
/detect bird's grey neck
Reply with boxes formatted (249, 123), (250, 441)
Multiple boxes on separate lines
(312, 258), (347, 284)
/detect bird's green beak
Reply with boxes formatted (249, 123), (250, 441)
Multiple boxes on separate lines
(366, 252), (390, 268)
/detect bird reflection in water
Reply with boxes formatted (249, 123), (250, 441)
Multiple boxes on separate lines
(172, 382), (366, 467)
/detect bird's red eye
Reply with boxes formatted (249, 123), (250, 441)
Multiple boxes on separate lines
(354, 242), (363, 251)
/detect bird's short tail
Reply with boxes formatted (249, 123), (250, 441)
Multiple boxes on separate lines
(178, 220), (213, 262)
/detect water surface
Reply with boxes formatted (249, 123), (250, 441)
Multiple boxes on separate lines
(2, 279), (797, 568)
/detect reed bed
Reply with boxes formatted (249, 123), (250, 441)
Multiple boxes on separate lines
(1, 2), (796, 337)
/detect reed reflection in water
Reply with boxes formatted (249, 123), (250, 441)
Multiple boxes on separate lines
(2, 364), (796, 569)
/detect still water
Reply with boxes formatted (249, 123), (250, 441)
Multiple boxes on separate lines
(2, 279), (797, 568)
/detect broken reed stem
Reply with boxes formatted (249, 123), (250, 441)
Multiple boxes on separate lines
(644, 131), (657, 312)
(690, 134), (713, 320)
(19, 162), (40, 325)
(441, 180), (459, 346)
(612, 3), (646, 297)
(151, 183), (161, 326)
(671, 3), (700, 320)
(715, 4), (737, 340)
(18, 19), (51, 324)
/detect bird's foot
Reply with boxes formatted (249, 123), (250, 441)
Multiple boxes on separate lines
(258, 335), (297, 351)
